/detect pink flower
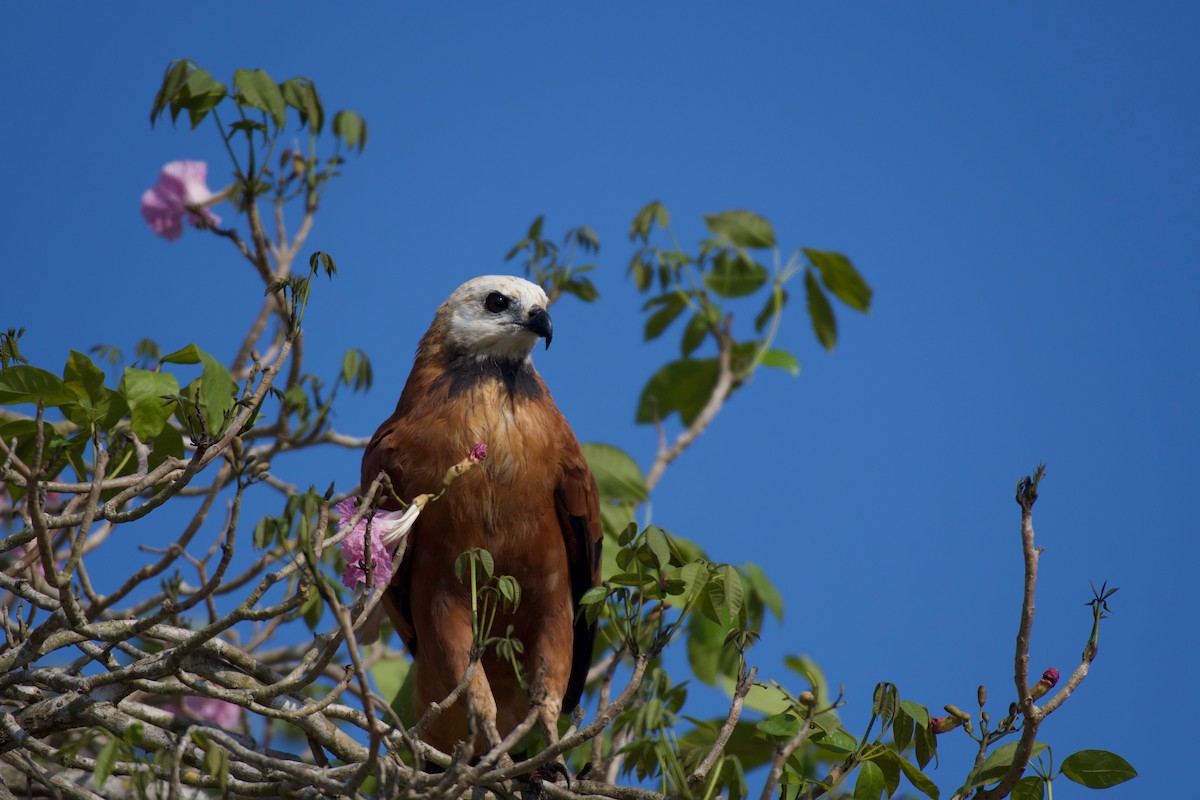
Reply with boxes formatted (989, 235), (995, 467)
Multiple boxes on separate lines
(141, 161), (222, 242)
(1030, 666), (1060, 701)
(469, 443), (488, 462)
(336, 497), (420, 589)
(178, 696), (243, 730)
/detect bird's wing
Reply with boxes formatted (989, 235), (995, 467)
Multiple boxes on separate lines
(554, 443), (603, 713)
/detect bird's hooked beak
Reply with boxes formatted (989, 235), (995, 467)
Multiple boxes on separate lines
(525, 306), (553, 349)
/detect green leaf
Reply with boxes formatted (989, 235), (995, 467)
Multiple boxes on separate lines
(740, 563), (783, 621)
(233, 68), (287, 128)
(280, 77), (324, 133)
(64, 350), (106, 404)
(62, 350), (128, 430)
(1060, 750), (1137, 789)
(686, 615), (728, 685)
(855, 760), (886, 800)
(704, 254), (769, 297)
(733, 680), (793, 717)
(644, 292), (689, 341)
(877, 748), (902, 798)
(880, 749), (940, 800)
(704, 210), (775, 249)
(680, 312), (711, 357)
(476, 548), (494, 579)
(161, 344), (238, 436)
(812, 725), (857, 755)
(175, 67), (227, 129)
(581, 443), (648, 504)
(121, 367), (179, 441)
(636, 358), (720, 427)
(760, 348), (800, 376)
(805, 249), (872, 312)
(630, 201), (670, 243)
(340, 348), (373, 392)
(579, 585), (608, 605)
(150, 59), (191, 125)
(309, 250), (338, 277)
(95, 738), (119, 788)
(914, 714), (936, 769)
(204, 739), (229, 789)
(898, 700), (930, 728)
(333, 110), (368, 152)
(702, 565), (744, 628)
(805, 268), (837, 351)
(757, 712), (801, 738)
(644, 526), (671, 570)
(894, 703), (915, 752)
(497, 575), (522, 609)
(563, 276), (599, 302)
(754, 286), (787, 333)
(0, 365), (78, 406)
(1012, 776), (1045, 800)
(872, 682), (898, 728)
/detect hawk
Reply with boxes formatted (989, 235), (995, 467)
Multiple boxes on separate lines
(361, 275), (602, 755)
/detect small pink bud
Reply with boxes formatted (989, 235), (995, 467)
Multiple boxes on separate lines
(443, 446), (488, 486)
(1030, 666), (1060, 701)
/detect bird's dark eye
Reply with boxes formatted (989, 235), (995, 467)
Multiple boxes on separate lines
(484, 292), (510, 314)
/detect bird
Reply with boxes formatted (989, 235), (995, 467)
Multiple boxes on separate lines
(360, 275), (602, 757)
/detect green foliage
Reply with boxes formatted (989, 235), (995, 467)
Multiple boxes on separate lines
(505, 215), (600, 305)
(626, 202), (871, 427)
(150, 59), (365, 218)
(0, 327), (28, 369)
(1060, 749), (1138, 788)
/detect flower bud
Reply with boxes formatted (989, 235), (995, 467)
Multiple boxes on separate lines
(977, 685), (987, 707)
(944, 704), (972, 722)
(1029, 666), (1060, 701)
(981, 710), (990, 725)
(443, 444), (489, 486)
(797, 691), (815, 706)
(930, 716), (963, 734)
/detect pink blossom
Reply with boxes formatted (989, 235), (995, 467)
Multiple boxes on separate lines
(1030, 666), (1060, 700)
(181, 696), (243, 730)
(141, 161), (222, 242)
(340, 521), (394, 589)
(336, 497), (420, 589)
(469, 443), (488, 462)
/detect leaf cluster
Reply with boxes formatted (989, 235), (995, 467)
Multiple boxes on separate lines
(628, 202), (870, 427)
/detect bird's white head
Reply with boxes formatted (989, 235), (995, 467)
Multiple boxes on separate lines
(437, 275), (553, 362)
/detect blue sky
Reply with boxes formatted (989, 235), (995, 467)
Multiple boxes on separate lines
(3, 3), (1197, 796)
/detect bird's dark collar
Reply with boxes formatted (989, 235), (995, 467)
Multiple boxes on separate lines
(434, 352), (544, 401)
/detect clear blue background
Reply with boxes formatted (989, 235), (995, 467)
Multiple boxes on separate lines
(3, 3), (1196, 797)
